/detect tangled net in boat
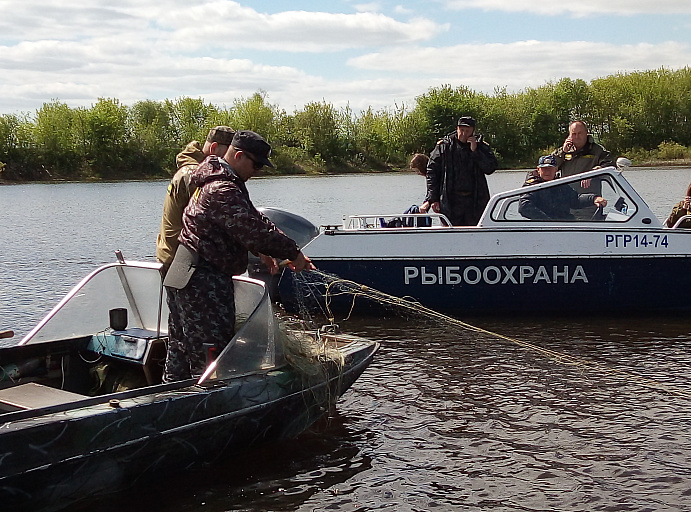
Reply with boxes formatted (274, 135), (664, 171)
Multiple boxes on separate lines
(277, 318), (344, 377)
(224, 307), (342, 381)
(289, 269), (691, 399)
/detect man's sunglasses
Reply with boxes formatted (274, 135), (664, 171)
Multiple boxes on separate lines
(242, 151), (264, 171)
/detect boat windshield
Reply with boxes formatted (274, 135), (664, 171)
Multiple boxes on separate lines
(490, 171), (639, 223)
(21, 262), (166, 345)
(199, 276), (285, 383)
(21, 262), (286, 381)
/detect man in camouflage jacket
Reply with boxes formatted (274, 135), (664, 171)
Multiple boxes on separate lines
(162, 130), (314, 382)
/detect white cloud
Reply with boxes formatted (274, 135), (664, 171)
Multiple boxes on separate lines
(161, 6), (443, 52)
(1, 2), (443, 51)
(0, 1), (447, 113)
(353, 3), (381, 13)
(443, 0), (691, 16)
(0, 1), (688, 117)
(0, 2), (147, 41)
(348, 40), (691, 90)
(3, 37), (690, 116)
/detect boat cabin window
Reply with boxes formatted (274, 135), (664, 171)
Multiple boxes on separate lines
(490, 172), (638, 222)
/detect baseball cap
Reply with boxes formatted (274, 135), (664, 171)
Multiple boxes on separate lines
(538, 155), (557, 168)
(457, 116), (476, 128)
(206, 126), (235, 146)
(231, 130), (274, 168)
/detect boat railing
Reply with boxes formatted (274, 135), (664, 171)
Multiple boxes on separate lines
(344, 213), (452, 230)
(669, 214), (691, 229)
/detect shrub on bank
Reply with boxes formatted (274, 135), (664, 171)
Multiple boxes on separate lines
(3, 67), (691, 180)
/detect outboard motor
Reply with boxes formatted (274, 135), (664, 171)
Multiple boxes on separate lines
(248, 208), (319, 300)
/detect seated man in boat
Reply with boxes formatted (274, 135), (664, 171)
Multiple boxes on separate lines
(409, 153), (431, 215)
(398, 154), (432, 227)
(518, 155), (607, 221)
(664, 181), (691, 228)
(382, 154), (433, 228)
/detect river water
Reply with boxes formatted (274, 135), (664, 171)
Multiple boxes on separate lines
(2, 168), (691, 511)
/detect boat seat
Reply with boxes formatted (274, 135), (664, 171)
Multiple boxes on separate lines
(0, 382), (86, 412)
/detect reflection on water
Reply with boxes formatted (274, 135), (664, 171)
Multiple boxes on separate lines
(3, 169), (691, 511)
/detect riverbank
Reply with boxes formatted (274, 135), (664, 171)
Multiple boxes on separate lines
(1, 160), (688, 185)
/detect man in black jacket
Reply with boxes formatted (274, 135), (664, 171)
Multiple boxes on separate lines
(425, 116), (498, 226)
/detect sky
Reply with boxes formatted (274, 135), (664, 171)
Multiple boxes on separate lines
(1, 0), (691, 116)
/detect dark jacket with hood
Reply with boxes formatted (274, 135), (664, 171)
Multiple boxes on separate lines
(179, 155), (300, 277)
(426, 132), (498, 225)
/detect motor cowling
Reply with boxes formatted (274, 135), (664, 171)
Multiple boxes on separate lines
(248, 208), (319, 299)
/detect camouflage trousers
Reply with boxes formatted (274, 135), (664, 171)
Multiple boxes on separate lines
(163, 264), (235, 382)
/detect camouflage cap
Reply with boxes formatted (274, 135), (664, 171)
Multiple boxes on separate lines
(206, 126), (235, 146)
(538, 155), (557, 168)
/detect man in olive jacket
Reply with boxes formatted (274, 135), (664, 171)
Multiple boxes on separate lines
(425, 116), (498, 226)
(550, 120), (614, 218)
(156, 126), (235, 270)
(551, 120), (614, 192)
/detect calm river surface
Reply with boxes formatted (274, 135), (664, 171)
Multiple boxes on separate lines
(2, 168), (691, 511)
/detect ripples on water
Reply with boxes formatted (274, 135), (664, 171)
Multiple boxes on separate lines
(70, 316), (691, 512)
(3, 170), (691, 511)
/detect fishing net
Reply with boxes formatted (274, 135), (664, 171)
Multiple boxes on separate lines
(289, 268), (486, 340)
(288, 269), (691, 399)
(278, 318), (344, 377)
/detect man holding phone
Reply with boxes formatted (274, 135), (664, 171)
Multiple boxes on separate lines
(425, 116), (498, 226)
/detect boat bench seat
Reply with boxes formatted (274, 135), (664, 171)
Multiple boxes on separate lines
(0, 382), (86, 412)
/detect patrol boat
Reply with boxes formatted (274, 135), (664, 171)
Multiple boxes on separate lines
(0, 258), (378, 511)
(279, 165), (691, 315)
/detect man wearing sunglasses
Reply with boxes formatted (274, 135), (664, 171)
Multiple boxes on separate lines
(162, 130), (315, 382)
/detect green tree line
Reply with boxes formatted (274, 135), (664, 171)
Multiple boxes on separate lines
(2, 67), (691, 181)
